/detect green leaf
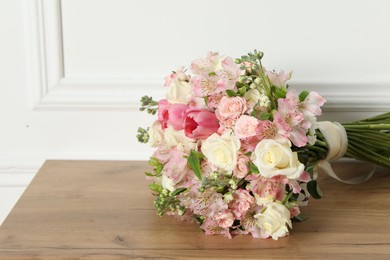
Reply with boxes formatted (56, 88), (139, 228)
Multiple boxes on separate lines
(299, 91), (309, 102)
(171, 187), (187, 196)
(292, 213), (308, 222)
(149, 183), (162, 193)
(226, 90), (237, 97)
(249, 163), (259, 174)
(274, 87), (287, 99)
(204, 96), (209, 106)
(260, 112), (271, 120)
(188, 150), (203, 180)
(307, 180), (323, 199)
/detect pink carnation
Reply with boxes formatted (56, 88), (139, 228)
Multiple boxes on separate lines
(216, 96), (247, 127)
(184, 110), (220, 140)
(229, 189), (255, 220)
(214, 209), (235, 228)
(233, 115), (259, 139)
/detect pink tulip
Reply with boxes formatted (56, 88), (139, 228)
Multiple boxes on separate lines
(168, 104), (188, 131)
(157, 99), (170, 129)
(184, 110), (220, 140)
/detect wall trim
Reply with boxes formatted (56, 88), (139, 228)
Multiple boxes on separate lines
(25, 0), (390, 112)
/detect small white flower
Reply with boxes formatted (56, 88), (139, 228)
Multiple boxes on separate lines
(254, 202), (292, 240)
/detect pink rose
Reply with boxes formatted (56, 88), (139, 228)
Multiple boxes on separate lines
(229, 189), (255, 220)
(233, 153), (249, 179)
(167, 104), (188, 131)
(233, 115), (259, 139)
(157, 99), (170, 129)
(216, 96), (247, 127)
(184, 110), (220, 140)
(214, 209), (235, 228)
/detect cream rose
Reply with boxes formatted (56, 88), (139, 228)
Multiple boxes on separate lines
(166, 68), (192, 104)
(201, 132), (240, 173)
(251, 139), (304, 179)
(164, 126), (196, 153)
(254, 202), (292, 240)
(148, 121), (164, 147)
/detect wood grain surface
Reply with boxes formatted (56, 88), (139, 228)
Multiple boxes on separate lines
(0, 160), (389, 259)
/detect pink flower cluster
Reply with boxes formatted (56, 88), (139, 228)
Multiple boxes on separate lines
(142, 51), (326, 240)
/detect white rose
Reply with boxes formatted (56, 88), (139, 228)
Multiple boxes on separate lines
(166, 70), (192, 104)
(254, 202), (292, 240)
(161, 174), (175, 192)
(148, 121), (164, 147)
(201, 132), (240, 172)
(164, 126), (196, 153)
(251, 139), (304, 179)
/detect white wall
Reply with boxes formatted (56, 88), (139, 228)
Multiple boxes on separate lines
(1, 0), (389, 224)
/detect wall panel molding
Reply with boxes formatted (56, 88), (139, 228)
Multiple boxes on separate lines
(24, 0), (390, 111)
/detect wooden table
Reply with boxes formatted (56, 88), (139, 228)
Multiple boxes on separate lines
(0, 160), (390, 259)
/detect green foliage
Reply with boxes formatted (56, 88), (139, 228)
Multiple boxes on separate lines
(154, 188), (187, 217)
(144, 157), (164, 177)
(139, 95), (158, 115)
(137, 127), (149, 143)
(307, 180), (323, 199)
(299, 91), (309, 102)
(343, 112), (390, 168)
(187, 150), (204, 180)
(249, 162), (259, 174)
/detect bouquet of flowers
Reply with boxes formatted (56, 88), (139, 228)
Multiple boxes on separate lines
(137, 50), (390, 240)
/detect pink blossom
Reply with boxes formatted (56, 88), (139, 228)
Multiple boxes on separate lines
(264, 68), (292, 88)
(215, 57), (241, 91)
(277, 98), (308, 147)
(229, 189), (255, 220)
(233, 115), (259, 139)
(157, 99), (170, 129)
(246, 175), (288, 203)
(214, 209), (235, 228)
(233, 153), (250, 179)
(207, 93), (224, 110)
(240, 136), (261, 153)
(255, 117), (289, 141)
(200, 218), (232, 239)
(184, 110), (220, 140)
(290, 207), (300, 218)
(192, 189), (227, 218)
(286, 89), (326, 118)
(216, 96), (247, 127)
(191, 51), (219, 76)
(164, 72), (176, 87)
(299, 171), (311, 182)
(191, 76), (218, 97)
(163, 148), (188, 184)
(301, 91), (326, 117)
(240, 206), (267, 238)
(167, 104), (188, 131)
